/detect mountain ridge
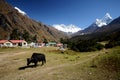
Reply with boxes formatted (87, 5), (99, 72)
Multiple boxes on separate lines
(53, 24), (81, 33)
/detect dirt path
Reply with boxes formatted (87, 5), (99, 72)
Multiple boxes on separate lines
(0, 51), (29, 61)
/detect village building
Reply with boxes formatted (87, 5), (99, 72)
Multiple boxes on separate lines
(0, 40), (65, 48)
(0, 40), (27, 47)
(0, 40), (13, 47)
(34, 42), (45, 47)
(28, 42), (36, 47)
(9, 40), (27, 47)
(48, 42), (57, 47)
(56, 42), (63, 47)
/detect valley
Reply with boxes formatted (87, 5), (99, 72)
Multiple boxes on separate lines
(0, 0), (120, 80)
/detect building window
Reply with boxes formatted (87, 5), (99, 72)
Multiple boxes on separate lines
(6, 43), (10, 46)
(24, 43), (26, 45)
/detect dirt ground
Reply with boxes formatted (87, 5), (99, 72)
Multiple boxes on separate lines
(0, 47), (118, 80)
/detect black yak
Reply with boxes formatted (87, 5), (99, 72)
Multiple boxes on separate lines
(27, 53), (46, 66)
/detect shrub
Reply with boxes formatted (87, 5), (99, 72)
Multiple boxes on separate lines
(105, 31), (120, 48)
(69, 40), (104, 52)
(95, 43), (104, 50)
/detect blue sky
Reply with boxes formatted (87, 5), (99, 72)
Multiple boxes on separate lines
(6, 0), (120, 29)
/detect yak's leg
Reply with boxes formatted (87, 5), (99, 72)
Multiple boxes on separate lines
(41, 61), (44, 65)
(27, 58), (31, 66)
(34, 62), (38, 66)
(41, 60), (45, 66)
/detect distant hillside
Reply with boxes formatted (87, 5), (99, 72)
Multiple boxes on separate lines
(0, 0), (67, 42)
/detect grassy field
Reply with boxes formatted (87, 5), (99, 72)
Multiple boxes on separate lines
(0, 46), (120, 80)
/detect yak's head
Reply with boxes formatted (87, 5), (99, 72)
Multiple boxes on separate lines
(27, 58), (31, 66)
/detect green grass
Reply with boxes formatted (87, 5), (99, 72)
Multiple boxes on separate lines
(0, 46), (120, 80)
(88, 46), (120, 80)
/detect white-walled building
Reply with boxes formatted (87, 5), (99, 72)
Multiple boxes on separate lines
(0, 40), (13, 47)
(0, 40), (27, 47)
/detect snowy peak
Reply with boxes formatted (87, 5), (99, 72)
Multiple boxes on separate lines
(95, 13), (112, 27)
(52, 24), (81, 33)
(105, 13), (112, 19)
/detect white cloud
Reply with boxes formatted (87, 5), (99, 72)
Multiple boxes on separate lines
(14, 7), (26, 15)
(52, 24), (81, 33)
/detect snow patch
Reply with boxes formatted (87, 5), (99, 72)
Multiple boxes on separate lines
(96, 19), (107, 27)
(14, 7), (26, 15)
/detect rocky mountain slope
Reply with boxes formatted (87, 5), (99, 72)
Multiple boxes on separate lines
(0, 0), (67, 42)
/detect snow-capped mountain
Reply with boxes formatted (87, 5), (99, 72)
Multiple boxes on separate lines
(73, 13), (113, 35)
(53, 24), (81, 33)
(95, 13), (112, 27)
(71, 16), (120, 41)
